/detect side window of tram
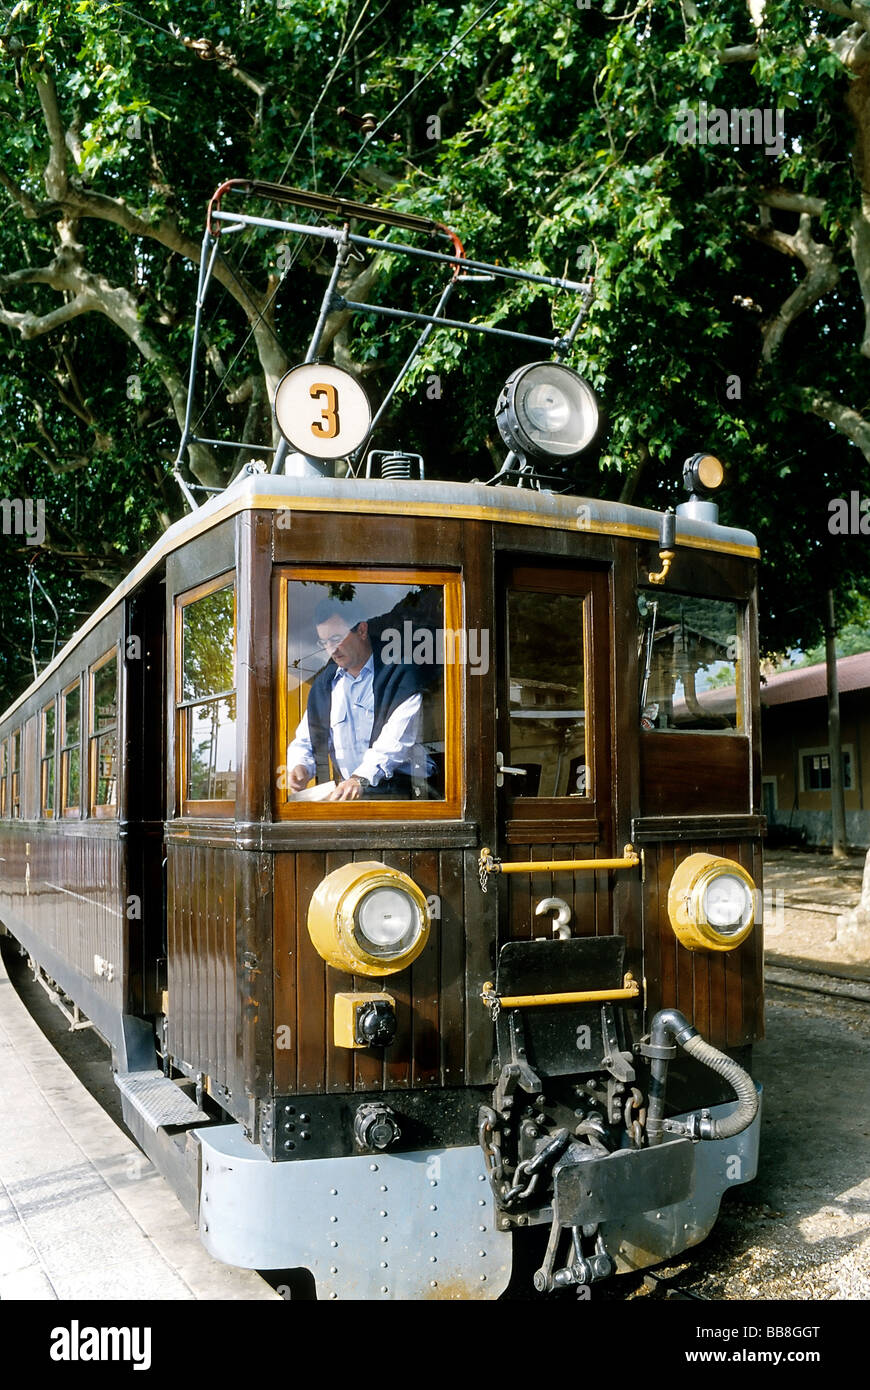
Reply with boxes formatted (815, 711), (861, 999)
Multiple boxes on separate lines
(179, 582), (236, 808)
(10, 729), (21, 818)
(61, 681), (82, 816)
(41, 699), (56, 817)
(637, 592), (743, 731)
(284, 579), (447, 803)
(89, 652), (119, 817)
(0, 739), (6, 817)
(506, 589), (589, 798)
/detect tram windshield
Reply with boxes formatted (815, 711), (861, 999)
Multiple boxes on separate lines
(637, 592), (745, 732)
(283, 575), (455, 805)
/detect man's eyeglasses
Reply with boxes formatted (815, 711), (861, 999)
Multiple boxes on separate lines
(316, 622), (360, 652)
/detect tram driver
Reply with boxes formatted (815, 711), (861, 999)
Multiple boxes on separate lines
(286, 598), (431, 802)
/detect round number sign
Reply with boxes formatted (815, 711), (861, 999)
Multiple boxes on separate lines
(274, 363), (372, 460)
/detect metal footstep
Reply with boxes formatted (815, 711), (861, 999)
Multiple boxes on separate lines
(115, 1070), (211, 1132)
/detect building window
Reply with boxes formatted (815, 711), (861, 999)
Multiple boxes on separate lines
(276, 568), (462, 819)
(10, 729), (20, 818)
(89, 650), (119, 817)
(800, 747), (853, 793)
(176, 575), (236, 815)
(638, 591), (746, 732)
(41, 699), (56, 817)
(61, 680), (82, 817)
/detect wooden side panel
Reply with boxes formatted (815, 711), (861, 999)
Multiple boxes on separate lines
(640, 734), (750, 816)
(167, 844), (237, 1088)
(641, 837), (763, 1048)
(274, 848), (473, 1095)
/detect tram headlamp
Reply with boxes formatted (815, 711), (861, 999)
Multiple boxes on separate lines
(307, 861), (430, 976)
(667, 853), (756, 952)
(683, 452), (725, 497)
(495, 361), (599, 462)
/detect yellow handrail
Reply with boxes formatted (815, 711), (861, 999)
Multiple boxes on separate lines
(481, 972), (640, 1009)
(479, 844), (640, 877)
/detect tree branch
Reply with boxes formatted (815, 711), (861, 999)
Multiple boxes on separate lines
(750, 212), (840, 360)
(804, 389), (870, 462)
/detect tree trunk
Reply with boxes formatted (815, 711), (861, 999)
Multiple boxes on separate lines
(825, 588), (848, 861)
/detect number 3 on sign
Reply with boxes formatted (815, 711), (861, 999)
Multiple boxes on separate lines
(310, 382), (339, 439)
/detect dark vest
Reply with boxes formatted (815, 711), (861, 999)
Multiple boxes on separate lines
(306, 652), (421, 795)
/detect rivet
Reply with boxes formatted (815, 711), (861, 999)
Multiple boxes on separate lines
(479, 1250), (486, 1258)
(284, 1141), (295, 1151)
(656, 1212), (662, 1220)
(430, 1281), (437, 1288)
(300, 1114), (310, 1122)
(478, 1199), (485, 1207)
(479, 1226), (486, 1232)
(330, 1215), (338, 1223)
(381, 1286), (388, 1293)
(301, 1131), (311, 1140)
(330, 1240), (338, 1248)
(429, 1204), (437, 1211)
(380, 1185), (387, 1192)
(380, 1262), (388, 1269)
(380, 1235), (388, 1243)
(285, 1122), (295, 1132)
(480, 1274), (486, 1281)
(203, 1224), (208, 1233)
(429, 1180), (437, 1188)
(429, 1256), (437, 1263)
(478, 1174), (485, 1182)
(430, 1231), (437, 1238)
(370, 1164), (379, 1172)
(330, 1188), (338, 1196)
(330, 1266), (338, 1274)
(284, 1105), (295, 1115)
(380, 1210), (388, 1217)
(329, 1292), (338, 1300)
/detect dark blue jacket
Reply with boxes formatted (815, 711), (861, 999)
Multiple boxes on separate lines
(306, 650), (421, 795)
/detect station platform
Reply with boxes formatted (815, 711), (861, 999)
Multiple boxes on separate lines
(0, 943), (277, 1301)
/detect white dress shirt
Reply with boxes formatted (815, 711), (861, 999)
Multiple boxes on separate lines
(287, 656), (423, 786)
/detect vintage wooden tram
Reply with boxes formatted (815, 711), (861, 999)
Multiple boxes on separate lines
(0, 190), (763, 1300)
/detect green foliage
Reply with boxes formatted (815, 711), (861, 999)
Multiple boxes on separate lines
(2, 0), (870, 706)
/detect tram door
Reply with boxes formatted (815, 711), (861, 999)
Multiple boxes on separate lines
(497, 565), (613, 942)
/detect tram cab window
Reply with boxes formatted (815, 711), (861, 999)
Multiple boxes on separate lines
(177, 577), (236, 813)
(89, 651), (119, 816)
(506, 588), (590, 799)
(0, 739), (6, 817)
(637, 592), (745, 732)
(278, 570), (461, 817)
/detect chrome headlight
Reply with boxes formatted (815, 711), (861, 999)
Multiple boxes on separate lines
(667, 853), (757, 951)
(494, 361), (599, 461)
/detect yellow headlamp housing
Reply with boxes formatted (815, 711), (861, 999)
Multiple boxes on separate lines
(307, 861), (431, 977)
(667, 853), (757, 952)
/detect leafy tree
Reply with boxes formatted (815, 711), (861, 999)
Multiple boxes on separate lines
(2, 0), (870, 708)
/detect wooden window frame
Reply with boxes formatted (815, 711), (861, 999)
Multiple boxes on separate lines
(175, 571), (236, 818)
(799, 744), (854, 794)
(501, 565), (605, 842)
(10, 728), (20, 819)
(40, 697), (57, 818)
(61, 677), (83, 818)
(274, 566), (463, 822)
(89, 648), (119, 819)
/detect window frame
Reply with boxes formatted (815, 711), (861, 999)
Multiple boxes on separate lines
(799, 744), (854, 794)
(60, 677), (83, 818)
(40, 697), (57, 818)
(637, 587), (748, 735)
(10, 728), (21, 819)
(274, 566), (463, 821)
(88, 648), (120, 819)
(175, 571), (237, 818)
(0, 738), (6, 818)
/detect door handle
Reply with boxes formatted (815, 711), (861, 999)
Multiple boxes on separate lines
(496, 751), (527, 787)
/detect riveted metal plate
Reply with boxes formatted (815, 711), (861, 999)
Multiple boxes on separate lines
(114, 1071), (210, 1131)
(196, 1128), (512, 1300)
